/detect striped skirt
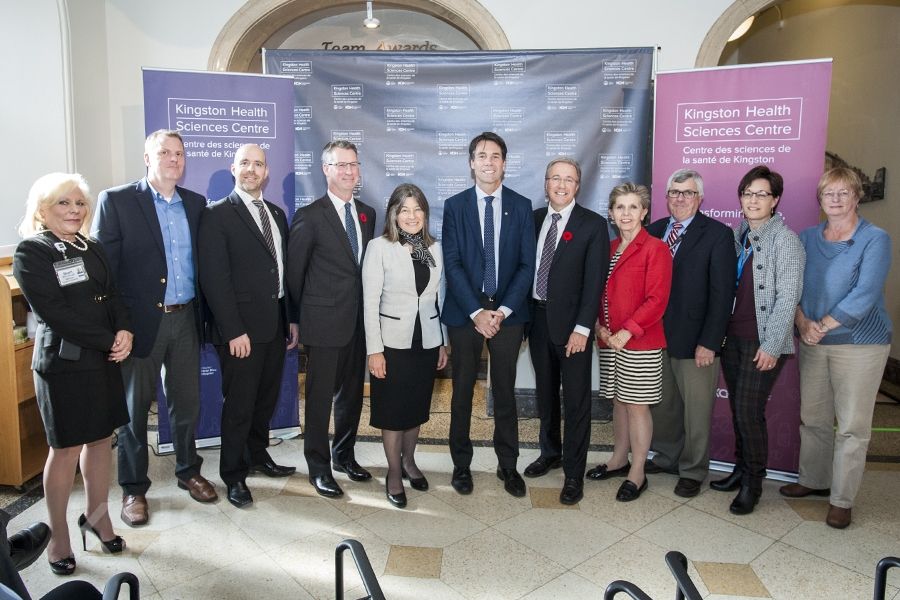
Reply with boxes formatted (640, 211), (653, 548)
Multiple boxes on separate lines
(598, 347), (663, 404)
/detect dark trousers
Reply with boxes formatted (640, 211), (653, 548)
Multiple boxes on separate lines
(217, 316), (286, 485)
(528, 305), (593, 479)
(721, 337), (786, 493)
(118, 306), (201, 495)
(303, 315), (366, 476)
(448, 298), (524, 470)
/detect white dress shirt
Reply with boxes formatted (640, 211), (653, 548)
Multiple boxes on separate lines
(236, 187), (284, 298)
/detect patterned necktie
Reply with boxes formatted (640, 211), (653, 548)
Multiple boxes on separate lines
(344, 202), (359, 263)
(535, 213), (561, 300)
(251, 199), (277, 259)
(483, 195), (496, 297)
(667, 221), (683, 256)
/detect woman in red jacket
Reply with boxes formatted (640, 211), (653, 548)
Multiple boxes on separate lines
(586, 182), (672, 501)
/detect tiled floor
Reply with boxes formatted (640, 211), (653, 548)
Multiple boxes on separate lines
(8, 438), (900, 600)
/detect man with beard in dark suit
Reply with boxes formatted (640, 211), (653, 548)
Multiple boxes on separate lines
(199, 144), (298, 508)
(287, 140), (376, 498)
(524, 157), (608, 505)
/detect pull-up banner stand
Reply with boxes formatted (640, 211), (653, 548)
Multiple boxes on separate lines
(652, 59), (833, 475)
(142, 68), (299, 450)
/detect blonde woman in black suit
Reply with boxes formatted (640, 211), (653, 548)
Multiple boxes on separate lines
(362, 183), (448, 508)
(13, 173), (131, 575)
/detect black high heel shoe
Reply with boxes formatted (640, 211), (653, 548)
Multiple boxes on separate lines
(385, 483), (407, 508)
(401, 467), (429, 491)
(77, 514), (125, 554)
(48, 555), (76, 575)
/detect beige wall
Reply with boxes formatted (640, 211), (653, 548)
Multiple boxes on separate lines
(724, 0), (900, 358)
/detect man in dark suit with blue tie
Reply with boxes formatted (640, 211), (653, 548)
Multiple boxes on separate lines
(524, 158), (609, 505)
(93, 130), (217, 526)
(287, 140), (377, 498)
(441, 132), (536, 497)
(199, 144), (298, 508)
(644, 169), (736, 498)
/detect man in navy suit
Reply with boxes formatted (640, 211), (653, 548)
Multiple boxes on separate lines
(524, 158), (609, 505)
(287, 140), (377, 498)
(441, 132), (536, 497)
(198, 144), (298, 508)
(645, 169), (736, 497)
(93, 130), (217, 527)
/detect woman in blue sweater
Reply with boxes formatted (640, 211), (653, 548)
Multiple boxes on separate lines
(780, 167), (892, 529)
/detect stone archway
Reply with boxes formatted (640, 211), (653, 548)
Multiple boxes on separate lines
(208, 0), (511, 72)
(695, 0), (779, 67)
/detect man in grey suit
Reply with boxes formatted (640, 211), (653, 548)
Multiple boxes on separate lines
(644, 169), (736, 497)
(287, 140), (376, 498)
(93, 130), (217, 527)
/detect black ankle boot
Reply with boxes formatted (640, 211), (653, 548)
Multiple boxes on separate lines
(729, 486), (760, 515)
(710, 469), (743, 492)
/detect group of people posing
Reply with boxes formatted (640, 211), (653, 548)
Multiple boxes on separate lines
(12, 130), (891, 578)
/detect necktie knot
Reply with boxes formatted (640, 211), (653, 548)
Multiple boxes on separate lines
(551, 213), (561, 223)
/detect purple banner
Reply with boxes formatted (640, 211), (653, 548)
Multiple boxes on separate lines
(142, 68), (299, 446)
(652, 60), (832, 473)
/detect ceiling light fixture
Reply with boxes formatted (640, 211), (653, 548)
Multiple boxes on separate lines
(364, 1), (380, 29)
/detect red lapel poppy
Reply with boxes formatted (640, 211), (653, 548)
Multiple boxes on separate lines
(562, 231), (573, 241)
(359, 213), (367, 223)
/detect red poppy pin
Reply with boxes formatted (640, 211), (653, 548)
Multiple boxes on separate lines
(359, 213), (367, 223)
(562, 231), (573, 242)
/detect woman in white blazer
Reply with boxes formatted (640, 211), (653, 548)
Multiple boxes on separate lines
(362, 183), (448, 508)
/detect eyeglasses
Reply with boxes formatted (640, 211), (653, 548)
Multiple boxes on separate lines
(821, 190), (853, 200)
(326, 162), (361, 170)
(546, 176), (579, 186)
(741, 190), (775, 200)
(666, 189), (699, 199)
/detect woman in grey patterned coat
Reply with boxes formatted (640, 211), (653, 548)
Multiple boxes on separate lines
(709, 165), (804, 516)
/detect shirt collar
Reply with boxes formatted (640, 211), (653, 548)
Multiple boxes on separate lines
(476, 185), (502, 202)
(147, 180), (182, 204)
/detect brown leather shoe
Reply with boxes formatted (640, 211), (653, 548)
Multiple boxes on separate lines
(121, 494), (149, 527)
(177, 475), (218, 503)
(779, 483), (830, 498)
(826, 504), (851, 529)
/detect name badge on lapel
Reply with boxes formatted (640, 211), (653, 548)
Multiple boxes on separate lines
(53, 257), (89, 287)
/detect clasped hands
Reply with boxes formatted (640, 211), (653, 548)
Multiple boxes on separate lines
(595, 321), (631, 351)
(473, 309), (505, 338)
(109, 330), (133, 362)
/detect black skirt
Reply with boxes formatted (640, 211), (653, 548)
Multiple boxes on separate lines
(34, 360), (128, 448)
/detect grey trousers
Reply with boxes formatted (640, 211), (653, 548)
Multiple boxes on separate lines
(798, 342), (890, 508)
(649, 351), (720, 481)
(118, 307), (202, 495)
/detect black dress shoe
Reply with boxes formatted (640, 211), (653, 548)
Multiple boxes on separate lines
(586, 462), (631, 481)
(401, 468), (429, 491)
(523, 456), (562, 478)
(729, 486), (760, 515)
(451, 466), (473, 495)
(710, 469), (743, 492)
(385, 483), (407, 508)
(9, 522), (50, 570)
(227, 481), (253, 508)
(310, 474), (344, 498)
(674, 478), (702, 498)
(251, 459), (296, 478)
(496, 467), (526, 497)
(332, 460), (372, 482)
(559, 478), (584, 505)
(615, 478), (648, 502)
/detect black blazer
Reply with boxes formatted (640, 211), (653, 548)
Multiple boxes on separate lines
(13, 233), (131, 373)
(646, 212), (736, 358)
(92, 178), (206, 358)
(287, 195), (376, 347)
(198, 192), (291, 345)
(532, 204), (609, 345)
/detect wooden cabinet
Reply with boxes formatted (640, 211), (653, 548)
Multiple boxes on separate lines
(1, 259), (47, 487)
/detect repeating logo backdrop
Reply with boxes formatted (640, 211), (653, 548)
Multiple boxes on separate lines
(264, 48), (655, 226)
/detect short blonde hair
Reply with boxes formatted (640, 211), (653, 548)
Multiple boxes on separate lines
(18, 173), (92, 238)
(608, 181), (650, 212)
(817, 167), (863, 202)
